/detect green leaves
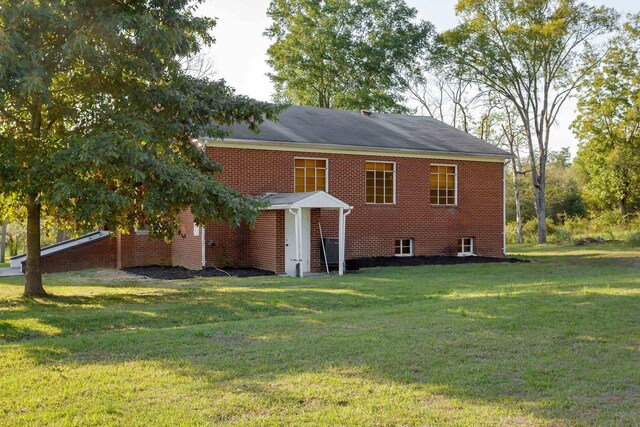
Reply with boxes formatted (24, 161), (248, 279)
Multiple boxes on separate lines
(573, 15), (640, 215)
(265, 0), (434, 112)
(0, 0), (279, 242)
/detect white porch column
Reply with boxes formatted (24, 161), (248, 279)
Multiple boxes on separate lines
(338, 208), (344, 276)
(295, 208), (303, 278)
(338, 208), (351, 276)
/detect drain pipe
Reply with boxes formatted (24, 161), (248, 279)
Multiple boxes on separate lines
(201, 225), (206, 268)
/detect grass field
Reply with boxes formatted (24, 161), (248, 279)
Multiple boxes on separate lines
(1, 244), (639, 426)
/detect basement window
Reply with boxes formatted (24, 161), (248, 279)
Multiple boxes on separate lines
(395, 239), (413, 257)
(458, 238), (474, 256)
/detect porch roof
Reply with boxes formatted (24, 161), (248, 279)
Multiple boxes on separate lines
(259, 191), (352, 210)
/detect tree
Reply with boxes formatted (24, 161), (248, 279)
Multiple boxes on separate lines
(481, 97), (529, 243)
(406, 70), (481, 133)
(441, 0), (618, 242)
(265, 0), (434, 112)
(0, 0), (278, 296)
(573, 14), (640, 216)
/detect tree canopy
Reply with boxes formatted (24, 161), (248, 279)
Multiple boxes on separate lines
(573, 14), (640, 216)
(441, 0), (618, 242)
(265, 0), (434, 112)
(0, 0), (278, 296)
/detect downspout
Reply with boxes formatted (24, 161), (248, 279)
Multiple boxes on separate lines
(201, 226), (206, 269)
(503, 161), (507, 256)
(199, 140), (207, 270)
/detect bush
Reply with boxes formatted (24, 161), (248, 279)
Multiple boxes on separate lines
(625, 232), (640, 247)
(508, 217), (557, 244)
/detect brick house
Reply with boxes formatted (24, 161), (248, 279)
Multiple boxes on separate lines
(12, 106), (511, 276)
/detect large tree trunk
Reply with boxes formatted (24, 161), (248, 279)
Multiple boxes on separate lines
(0, 222), (6, 263)
(510, 159), (523, 244)
(24, 195), (46, 297)
(533, 176), (547, 244)
(619, 197), (628, 217)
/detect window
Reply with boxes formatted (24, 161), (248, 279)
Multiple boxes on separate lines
(430, 164), (457, 205)
(295, 158), (327, 192)
(395, 239), (413, 256)
(366, 161), (395, 204)
(458, 238), (474, 256)
(194, 223), (200, 237)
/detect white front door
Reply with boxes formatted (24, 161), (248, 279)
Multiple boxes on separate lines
(284, 209), (311, 276)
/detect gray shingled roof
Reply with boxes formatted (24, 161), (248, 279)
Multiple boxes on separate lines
(259, 192), (317, 205)
(222, 106), (510, 158)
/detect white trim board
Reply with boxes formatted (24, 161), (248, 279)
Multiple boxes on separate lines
(203, 138), (511, 163)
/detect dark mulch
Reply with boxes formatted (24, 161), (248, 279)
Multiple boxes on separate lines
(346, 255), (528, 271)
(123, 265), (275, 280)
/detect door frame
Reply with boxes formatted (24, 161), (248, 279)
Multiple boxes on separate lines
(284, 208), (311, 277)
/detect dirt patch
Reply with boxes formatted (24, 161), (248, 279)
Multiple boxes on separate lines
(346, 255), (527, 271)
(123, 265), (275, 280)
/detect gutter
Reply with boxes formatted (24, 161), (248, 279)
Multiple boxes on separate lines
(203, 138), (513, 162)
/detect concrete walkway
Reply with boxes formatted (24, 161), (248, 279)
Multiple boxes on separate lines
(0, 268), (24, 277)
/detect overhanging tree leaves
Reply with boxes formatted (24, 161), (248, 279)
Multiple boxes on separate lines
(441, 0), (618, 242)
(573, 14), (640, 216)
(265, 0), (434, 112)
(0, 0), (278, 296)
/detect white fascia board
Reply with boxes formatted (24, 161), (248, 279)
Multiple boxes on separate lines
(203, 138), (512, 163)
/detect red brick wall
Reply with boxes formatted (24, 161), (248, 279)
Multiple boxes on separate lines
(206, 146), (505, 260)
(203, 221), (250, 269)
(171, 211), (203, 270)
(244, 210), (285, 273)
(118, 234), (172, 268)
(36, 236), (117, 274)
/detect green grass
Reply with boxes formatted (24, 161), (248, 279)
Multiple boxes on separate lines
(1, 244), (639, 426)
(0, 261), (8, 268)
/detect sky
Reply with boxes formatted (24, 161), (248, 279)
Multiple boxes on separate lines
(199, 0), (640, 155)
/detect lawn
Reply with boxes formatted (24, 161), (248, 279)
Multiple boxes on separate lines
(1, 244), (639, 426)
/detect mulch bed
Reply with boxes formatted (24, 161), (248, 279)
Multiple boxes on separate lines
(123, 265), (275, 280)
(125, 256), (527, 279)
(346, 255), (528, 271)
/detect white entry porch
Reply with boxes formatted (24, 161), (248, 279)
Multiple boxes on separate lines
(260, 191), (353, 277)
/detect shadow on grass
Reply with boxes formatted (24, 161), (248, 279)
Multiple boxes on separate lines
(7, 285), (640, 425)
(2, 250), (640, 424)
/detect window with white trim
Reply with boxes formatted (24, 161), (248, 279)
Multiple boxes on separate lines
(395, 239), (413, 256)
(458, 238), (474, 256)
(366, 161), (395, 204)
(430, 164), (457, 205)
(194, 223), (200, 237)
(295, 158), (327, 192)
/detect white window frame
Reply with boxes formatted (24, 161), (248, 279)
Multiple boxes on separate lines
(194, 223), (200, 237)
(294, 157), (329, 193)
(430, 163), (458, 206)
(365, 160), (396, 205)
(395, 238), (413, 257)
(458, 237), (474, 257)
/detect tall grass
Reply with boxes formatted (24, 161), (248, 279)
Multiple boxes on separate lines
(507, 211), (640, 244)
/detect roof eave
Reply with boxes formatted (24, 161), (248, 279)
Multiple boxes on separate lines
(203, 137), (512, 162)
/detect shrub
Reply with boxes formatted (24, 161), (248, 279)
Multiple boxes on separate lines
(625, 232), (640, 247)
